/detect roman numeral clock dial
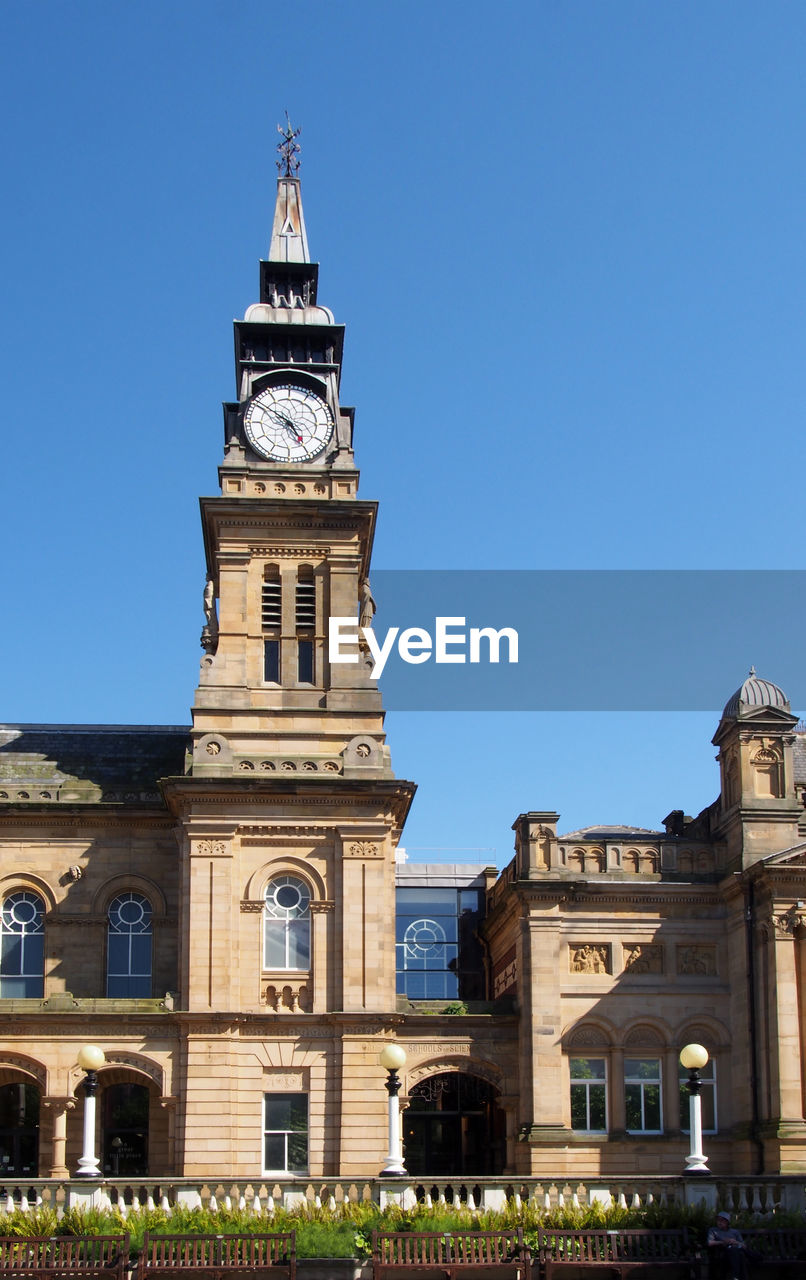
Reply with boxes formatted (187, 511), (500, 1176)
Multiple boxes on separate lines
(244, 384), (334, 462)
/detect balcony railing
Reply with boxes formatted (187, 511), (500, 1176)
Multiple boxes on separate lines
(0, 1174), (804, 1216)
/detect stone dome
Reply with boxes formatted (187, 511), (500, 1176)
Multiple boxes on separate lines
(721, 669), (790, 720)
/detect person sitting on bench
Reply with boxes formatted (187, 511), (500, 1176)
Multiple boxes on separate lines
(707, 1213), (750, 1279)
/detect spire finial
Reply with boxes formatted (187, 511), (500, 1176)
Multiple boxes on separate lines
(749, 665), (756, 677)
(276, 112), (302, 177)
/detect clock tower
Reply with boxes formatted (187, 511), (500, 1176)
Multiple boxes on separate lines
(162, 128), (415, 1067)
(190, 155), (394, 777)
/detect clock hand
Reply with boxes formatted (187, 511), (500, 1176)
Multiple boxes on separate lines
(266, 407), (304, 441)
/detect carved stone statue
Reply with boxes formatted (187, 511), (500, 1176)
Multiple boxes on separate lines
(359, 579), (376, 629)
(201, 577), (219, 655)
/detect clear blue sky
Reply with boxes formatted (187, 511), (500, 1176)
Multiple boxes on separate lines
(1, 2), (804, 865)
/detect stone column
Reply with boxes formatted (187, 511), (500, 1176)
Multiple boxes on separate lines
(159, 1096), (178, 1175)
(497, 1094), (520, 1174)
(42, 1096), (75, 1178)
(766, 910), (806, 1123)
(609, 1047), (626, 1134)
(310, 901), (334, 1013)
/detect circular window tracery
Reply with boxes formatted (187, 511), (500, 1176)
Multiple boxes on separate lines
(264, 876), (311, 919)
(2, 892), (44, 934)
(108, 892), (152, 934)
(404, 917), (447, 959)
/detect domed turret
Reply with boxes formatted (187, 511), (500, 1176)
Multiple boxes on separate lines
(721, 668), (790, 721)
(712, 669), (800, 868)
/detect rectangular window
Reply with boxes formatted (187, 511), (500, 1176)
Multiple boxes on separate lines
(297, 638), (314, 684)
(262, 572), (282, 684)
(679, 1059), (717, 1134)
(1, 931), (44, 998)
(264, 917), (310, 970)
(625, 1058), (662, 1133)
(570, 1057), (607, 1132)
(264, 639), (280, 683)
(107, 934), (151, 998)
(263, 1093), (308, 1174)
(395, 886), (485, 1000)
(296, 576), (315, 683)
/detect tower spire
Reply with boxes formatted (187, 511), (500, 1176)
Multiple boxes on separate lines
(269, 114), (309, 264)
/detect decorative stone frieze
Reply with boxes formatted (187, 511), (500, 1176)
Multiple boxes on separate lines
(623, 944), (663, 974)
(677, 945), (717, 975)
(569, 944), (610, 974)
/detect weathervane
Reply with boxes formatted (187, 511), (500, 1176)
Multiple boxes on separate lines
(276, 112), (301, 176)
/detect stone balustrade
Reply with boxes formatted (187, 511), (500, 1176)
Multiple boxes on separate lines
(0, 1175), (803, 1217)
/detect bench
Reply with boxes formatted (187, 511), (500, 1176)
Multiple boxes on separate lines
(0, 1235), (129, 1279)
(537, 1228), (701, 1279)
(136, 1233), (296, 1280)
(372, 1229), (531, 1280)
(707, 1227), (806, 1277)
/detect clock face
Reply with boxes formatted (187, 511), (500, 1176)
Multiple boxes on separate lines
(244, 384), (334, 462)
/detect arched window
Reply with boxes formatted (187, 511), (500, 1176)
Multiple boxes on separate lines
(1, 892), (44, 998)
(264, 876), (311, 970)
(107, 893), (152, 997)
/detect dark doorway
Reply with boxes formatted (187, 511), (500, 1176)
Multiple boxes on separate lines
(0, 1082), (39, 1176)
(102, 1083), (149, 1177)
(404, 1073), (505, 1175)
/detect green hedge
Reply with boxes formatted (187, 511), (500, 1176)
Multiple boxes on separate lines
(0, 1200), (802, 1256)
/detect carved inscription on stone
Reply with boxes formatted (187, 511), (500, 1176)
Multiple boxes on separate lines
(569, 944), (610, 974)
(623, 944), (663, 974)
(406, 1043), (472, 1055)
(677, 945), (716, 976)
(264, 1072), (304, 1091)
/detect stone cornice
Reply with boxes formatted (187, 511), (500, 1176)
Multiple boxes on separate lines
(238, 824), (333, 839)
(0, 810), (175, 829)
(513, 880), (722, 908)
(248, 545), (333, 556)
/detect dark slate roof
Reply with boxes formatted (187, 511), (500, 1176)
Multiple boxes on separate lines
(559, 825), (664, 840)
(0, 725), (190, 804)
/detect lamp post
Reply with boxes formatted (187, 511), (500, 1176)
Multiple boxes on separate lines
(75, 1044), (105, 1177)
(379, 1043), (407, 1176)
(680, 1043), (709, 1175)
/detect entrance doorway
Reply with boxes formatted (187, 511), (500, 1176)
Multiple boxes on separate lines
(0, 1082), (39, 1176)
(404, 1072), (505, 1176)
(102, 1083), (149, 1177)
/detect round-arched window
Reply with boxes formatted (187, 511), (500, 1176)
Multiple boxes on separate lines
(1, 892), (45, 998)
(107, 892), (152, 997)
(264, 876), (311, 970)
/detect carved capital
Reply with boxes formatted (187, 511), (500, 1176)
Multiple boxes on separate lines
(309, 900), (335, 914)
(194, 839), (228, 856)
(773, 905), (805, 938)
